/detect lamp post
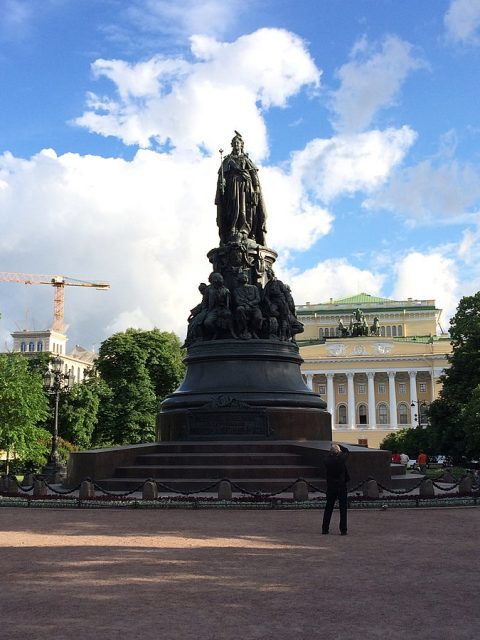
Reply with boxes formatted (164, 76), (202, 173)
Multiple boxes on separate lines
(43, 356), (73, 481)
(410, 400), (429, 428)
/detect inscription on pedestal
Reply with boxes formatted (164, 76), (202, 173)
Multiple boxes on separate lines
(187, 410), (269, 439)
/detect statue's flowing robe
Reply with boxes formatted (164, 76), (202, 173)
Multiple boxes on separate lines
(215, 153), (267, 245)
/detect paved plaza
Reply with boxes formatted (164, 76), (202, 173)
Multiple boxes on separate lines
(1, 505), (479, 639)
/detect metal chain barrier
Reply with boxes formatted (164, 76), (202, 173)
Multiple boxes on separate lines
(305, 480), (327, 494)
(431, 480), (461, 491)
(92, 481), (147, 498)
(376, 477), (425, 495)
(1, 472), (480, 505)
(154, 478), (224, 495)
(43, 480), (84, 494)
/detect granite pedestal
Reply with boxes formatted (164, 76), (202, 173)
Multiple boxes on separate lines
(157, 339), (331, 441)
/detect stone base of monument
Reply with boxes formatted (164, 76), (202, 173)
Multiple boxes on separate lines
(67, 440), (393, 492)
(157, 339), (331, 441)
(66, 341), (394, 491)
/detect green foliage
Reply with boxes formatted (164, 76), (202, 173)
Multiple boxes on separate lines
(95, 328), (185, 446)
(380, 427), (434, 459)
(0, 353), (51, 471)
(26, 352), (53, 377)
(58, 376), (110, 449)
(462, 385), (480, 456)
(429, 292), (480, 458)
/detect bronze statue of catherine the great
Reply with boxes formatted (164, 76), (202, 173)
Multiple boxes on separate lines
(215, 131), (267, 247)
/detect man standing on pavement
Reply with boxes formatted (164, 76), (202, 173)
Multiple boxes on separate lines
(322, 444), (350, 536)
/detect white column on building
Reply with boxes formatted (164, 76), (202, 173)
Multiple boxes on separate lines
(305, 373), (314, 390)
(388, 371), (398, 428)
(431, 374), (437, 403)
(431, 368), (444, 403)
(367, 372), (376, 428)
(409, 370), (418, 426)
(326, 373), (335, 420)
(347, 372), (356, 429)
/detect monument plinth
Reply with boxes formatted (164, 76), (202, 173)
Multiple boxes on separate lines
(158, 132), (330, 441)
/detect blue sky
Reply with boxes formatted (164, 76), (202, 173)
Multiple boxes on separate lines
(1, 0), (480, 349)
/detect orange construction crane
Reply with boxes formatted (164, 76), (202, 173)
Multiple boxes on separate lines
(0, 272), (110, 333)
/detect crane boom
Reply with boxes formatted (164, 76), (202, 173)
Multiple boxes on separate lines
(0, 271), (110, 332)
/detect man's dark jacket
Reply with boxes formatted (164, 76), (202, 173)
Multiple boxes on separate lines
(324, 445), (350, 487)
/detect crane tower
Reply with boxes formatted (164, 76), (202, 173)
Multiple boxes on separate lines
(0, 272), (110, 332)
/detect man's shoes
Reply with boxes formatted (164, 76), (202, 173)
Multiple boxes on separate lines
(340, 531), (348, 536)
(322, 531), (329, 535)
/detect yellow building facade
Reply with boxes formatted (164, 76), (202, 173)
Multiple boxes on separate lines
(297, 293), (451, 448)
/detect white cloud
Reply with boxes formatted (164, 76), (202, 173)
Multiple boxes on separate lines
(0, 147), (215, 346)
(0, 28), (325, 349)
(392, 251), (460, 327)
(90, 57), (190, 100)
(458, 224), (480, 262)
(457, 221), (480, 291)
(124, 0), (247, 40)
(0, 141), (335, 349)
(290, 127), (416, 203)
(284, 259), (385, 306)
(104, 307), (155, 336)
(364, 159), (480, 224)
(445, 0), (480, 44)
(260, 166), (333, 251)
(75, 28), (320, 159)
(329, 35), (425, 133)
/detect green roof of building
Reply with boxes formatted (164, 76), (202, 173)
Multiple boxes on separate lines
(296, 292), (439, 315)
(330, 293), (396, 305)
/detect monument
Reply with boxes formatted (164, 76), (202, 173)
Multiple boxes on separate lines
(158, 132), (331, 441)
(67, 133), (395, 490)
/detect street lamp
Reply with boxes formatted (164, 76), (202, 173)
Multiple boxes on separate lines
(43, 356), (74, 481)
(411, 400), (429, 428)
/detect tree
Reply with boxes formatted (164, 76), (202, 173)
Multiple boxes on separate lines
(95, 329), (185, 446)
(380, 426), (433, 459)
(0, 353), (51, 473)
(58, 376), (111, 449)
(462, 384), (480, 457)
(429, 292), (480, 458)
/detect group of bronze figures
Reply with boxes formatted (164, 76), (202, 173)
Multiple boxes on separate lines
(184, 267), (304, 346)
(337, 309), (380, 338)
(184, 131), (304, 347)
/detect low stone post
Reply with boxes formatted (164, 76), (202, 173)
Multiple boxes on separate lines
(6, 476), (19, 495)
(458, 475), (473, 494)
(142, 480), (158, 500)
(33, 479), (48, 497)
(442, 469), (456, 484)
(21, 473), (35, 488)
(293, 480), (309, 501)
(363, 479), (379, 499)
(79, 480), (95, 499)
(218, 480), (232, 500)
(419, 478), (434, 497)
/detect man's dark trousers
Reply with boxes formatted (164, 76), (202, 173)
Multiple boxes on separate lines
(322, 485), (348, 534)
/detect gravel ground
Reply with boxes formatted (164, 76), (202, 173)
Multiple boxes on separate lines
(1, 506), (479, 640)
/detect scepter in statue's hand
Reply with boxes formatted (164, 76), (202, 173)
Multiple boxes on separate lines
(219, 148), (225, 195)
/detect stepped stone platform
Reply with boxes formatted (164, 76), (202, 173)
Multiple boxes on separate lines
(68, 440), (393, 493)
